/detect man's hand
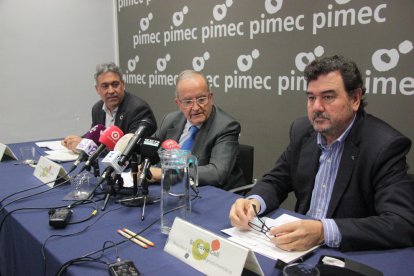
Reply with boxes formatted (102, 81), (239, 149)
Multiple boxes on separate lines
(61, 135), (82, 151)
(268, 219), (324, 251)
(148, 167), (161, 182)
(229, 198), (260, 230)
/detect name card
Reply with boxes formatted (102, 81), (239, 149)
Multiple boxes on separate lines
(34, 156), (70, 187)
(164, 217), (264, 276)
(0, 143), (18, 162)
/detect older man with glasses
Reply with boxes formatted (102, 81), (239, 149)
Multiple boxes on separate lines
(62, 62), (157, 150)
(148, 69), (246, 190)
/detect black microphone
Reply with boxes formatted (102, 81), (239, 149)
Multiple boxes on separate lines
(138, 138), (161, 185)
(117, 119), (154, 166)
(81, 125), (124, 172)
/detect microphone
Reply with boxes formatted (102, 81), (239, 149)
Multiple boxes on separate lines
(100, 133), (134, 180)
(161, 139), (180, 150)
(117, 119), (154, 167)
(70, 124), (106, 172)
(161, 139), (199, 194)
(138, 138), (161, 185)
(81, 125), (124, 171)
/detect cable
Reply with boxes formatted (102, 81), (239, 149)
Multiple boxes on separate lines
(55, 213), (160, 276)
(0, 206), (65, 232)
(0, 170), (75, 205)
(42, 205), (123, 276)
(0, 199), (98, 233)
(0, 178), (71, 214)
(54, 194), (203, 275)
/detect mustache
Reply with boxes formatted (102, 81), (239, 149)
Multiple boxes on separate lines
(313, 112), (330, 120)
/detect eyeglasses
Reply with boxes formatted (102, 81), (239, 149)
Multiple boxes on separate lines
(99, 81), (121, 90)
(248, 204), (272, 240)
(178, 95), (210, 108)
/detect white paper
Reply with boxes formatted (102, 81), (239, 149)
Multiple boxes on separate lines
(121, 172), (133, 187)
(221, 214), (318, 264)
(45, 149), (78, 162)
(36, 140), (66, 151)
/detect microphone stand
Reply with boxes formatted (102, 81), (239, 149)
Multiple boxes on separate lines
(131, 153), (138, 196)
(91, 160), (100, 178)
(118, 155), (158, 221)
(101, 174), (123, 211)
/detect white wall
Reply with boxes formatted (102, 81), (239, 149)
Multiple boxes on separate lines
(0, 0), (117, 143)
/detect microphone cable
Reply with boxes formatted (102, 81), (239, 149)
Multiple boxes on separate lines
(0, 169), (75, 206)
(41, 204), (122, 276)
(55, 211), (160, 276)
(0, 198), (98, 233)
(0, 177), (71, 214)
(54, 193), (204, 275)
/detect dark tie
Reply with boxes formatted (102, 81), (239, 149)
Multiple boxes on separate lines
(181, 126), (199, 150)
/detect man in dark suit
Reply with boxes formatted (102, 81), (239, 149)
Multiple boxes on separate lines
(149, 70), (246, 190)
(229, 55), (414, 252)
(62, 62), (156, 150)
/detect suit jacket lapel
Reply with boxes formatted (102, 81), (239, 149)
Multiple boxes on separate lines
(166, 116), (186, 142)
(192, 106), (216, 156)
(296, 132), (320, 213)
(326, 141), (359, 217)
(114, 92), (127, 127)
(326, 112), (363, 217)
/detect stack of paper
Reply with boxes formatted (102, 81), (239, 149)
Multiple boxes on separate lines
(36, 140), (79, 162)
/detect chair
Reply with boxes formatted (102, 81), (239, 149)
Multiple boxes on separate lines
(228, 144), (257, 195)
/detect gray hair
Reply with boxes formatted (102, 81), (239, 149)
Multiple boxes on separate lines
(175, 70), (210, 98)
(94, 62), (123, 84)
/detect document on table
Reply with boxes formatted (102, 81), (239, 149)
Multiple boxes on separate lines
(221, 214), (319, 264)
(36, 140), (67, 151)
(36, 140), (78, 162)
(44, 150), (78, 162)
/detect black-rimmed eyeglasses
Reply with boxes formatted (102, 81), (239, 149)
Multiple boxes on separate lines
(248, 204), (272, 240)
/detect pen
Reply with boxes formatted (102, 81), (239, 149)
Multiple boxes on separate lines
(117, 229), (148, 249)
(123, 228), (155, 247)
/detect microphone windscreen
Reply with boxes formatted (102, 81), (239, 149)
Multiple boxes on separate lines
(84, 124), (106, 143)
(114, 133), (134, 152)
(140, 138), (161, 164)
(161, 139), (180, 150)
(76, 139), (98, 156)
(99, 125), (124, 150)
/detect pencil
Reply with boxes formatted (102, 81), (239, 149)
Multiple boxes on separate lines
(117, 229), (148, 249)
(123, 228), (155, 247)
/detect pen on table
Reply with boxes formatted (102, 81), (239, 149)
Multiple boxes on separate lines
(117, 229), (148, 249)
(123, 228), (155, 247)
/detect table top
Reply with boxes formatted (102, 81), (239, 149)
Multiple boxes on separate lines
(1, 141), (414, 276)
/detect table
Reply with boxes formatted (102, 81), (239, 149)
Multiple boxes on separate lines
(1, 142), (413, 276)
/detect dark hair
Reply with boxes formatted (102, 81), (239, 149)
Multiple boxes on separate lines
(94, 62), (124, 84)
(304, 55), (367, 110)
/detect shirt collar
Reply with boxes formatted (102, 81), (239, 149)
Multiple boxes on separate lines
(184, 120), (201, 130)
(102, 104), (118, 116)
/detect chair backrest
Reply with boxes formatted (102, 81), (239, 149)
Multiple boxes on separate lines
(238, 144), (254, 184)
